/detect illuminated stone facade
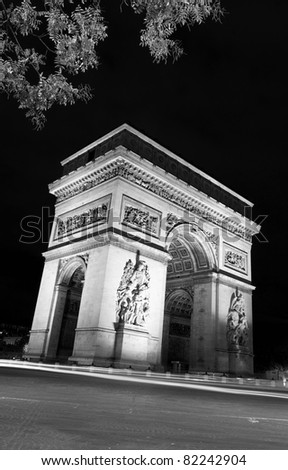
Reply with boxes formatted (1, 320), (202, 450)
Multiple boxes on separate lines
(26, 124), (260, 375)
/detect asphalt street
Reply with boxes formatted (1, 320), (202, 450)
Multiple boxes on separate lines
(0, 366), (287, 450)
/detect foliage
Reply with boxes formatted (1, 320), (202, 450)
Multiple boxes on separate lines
(0, 0), (223, 129)
(131, 0), (224, 62)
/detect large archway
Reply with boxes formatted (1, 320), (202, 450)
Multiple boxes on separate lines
(162, 224), (216, 372)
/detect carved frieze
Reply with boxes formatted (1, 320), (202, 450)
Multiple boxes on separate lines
(226, 288), (249, 349)
(121, 196), (161, 237)
(55, 196), (110, 239)
(54, 159), (254, 242)
(223, 244), (248, 274)
(61, 128), (247, 216)
(116, 259), (150, 327)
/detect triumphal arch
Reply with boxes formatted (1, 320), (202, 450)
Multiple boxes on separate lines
(26, 124), (260, 376)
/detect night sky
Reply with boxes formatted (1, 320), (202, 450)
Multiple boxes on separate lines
(1, 1), (287, 369)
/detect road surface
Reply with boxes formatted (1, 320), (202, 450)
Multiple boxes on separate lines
(0, 366), (287, 450)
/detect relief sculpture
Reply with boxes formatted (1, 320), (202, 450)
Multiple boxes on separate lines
(116, 259), (150, 327)
(123, 205), (159, 234)
(56, 203), (108, 237)
(224, 249), (246, 273)
(226, 288), (249, 349)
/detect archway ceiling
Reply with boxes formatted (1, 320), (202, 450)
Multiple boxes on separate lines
(167, 231), (210, 277)
(167, 237), (194, 277)
(166, 290), (193, 317)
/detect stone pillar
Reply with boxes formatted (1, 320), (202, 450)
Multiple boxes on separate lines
(70, 246), (113, 366)
(44, 284), (68, 362)
(214, 274), (254, 376)
(189, 273), (217, 372)
(71, 242), (168, 369)
(161, 312), (170, 370)
(26, 258), (59, 361)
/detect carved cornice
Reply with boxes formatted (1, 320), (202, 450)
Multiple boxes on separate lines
(50, 158), (256, 242)
(60, 126), (252, 215)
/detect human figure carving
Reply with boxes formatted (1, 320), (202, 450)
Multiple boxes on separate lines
(226, 288), (248, 348)
(116, 259), (150, 327)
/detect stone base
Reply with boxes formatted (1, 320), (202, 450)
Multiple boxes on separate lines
(114, 323), (151, 370)
(23, 353), (45, 362)
(228, 349), (254, 377)
(68, 356), (94, 366)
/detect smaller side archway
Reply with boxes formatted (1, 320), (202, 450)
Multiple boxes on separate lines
(162, 288), (194, 371)
(45, 256), (87, 363)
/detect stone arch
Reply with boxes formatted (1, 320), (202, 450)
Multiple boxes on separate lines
(162, 222), (217, 372)
(165, 222), (217, 272)
(58, 256), (87, 286)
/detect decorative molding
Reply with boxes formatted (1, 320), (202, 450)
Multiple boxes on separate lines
(166, 213), (183, 232)
(80, 253), (89, 266)
(44, 232), (171, 265)
(223, 244), (248, 275)
(52, 158), (255, 242)
(203, 229), (219, 261)
(166, 212), (199, 235)
(60, 127), (250, 216)
(121, 196), (161, 237)
(59, 257), (69, 272)
(226, 288), (249, 349)
(116, 259), (150, 327)
(58, 253), (89, 278)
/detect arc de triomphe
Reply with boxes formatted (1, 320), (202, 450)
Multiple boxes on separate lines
(26, 124), (260, 376)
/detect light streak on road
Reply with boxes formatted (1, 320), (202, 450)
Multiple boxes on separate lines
(1, 361), (288, 401)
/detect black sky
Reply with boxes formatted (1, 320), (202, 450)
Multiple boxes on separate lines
(1, 1), (287, 368)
